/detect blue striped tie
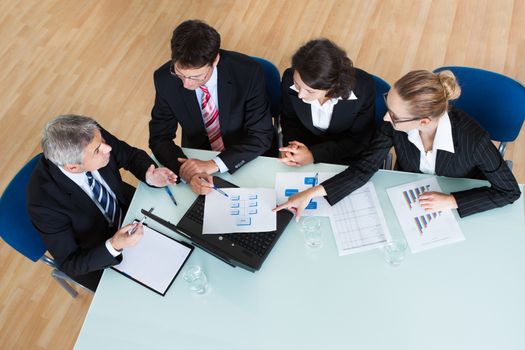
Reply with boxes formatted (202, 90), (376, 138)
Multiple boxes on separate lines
(86, 171), (121, 228)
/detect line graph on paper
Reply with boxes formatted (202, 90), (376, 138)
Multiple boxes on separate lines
(387, 178), (464, 253)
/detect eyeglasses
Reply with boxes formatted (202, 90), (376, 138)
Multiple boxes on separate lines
(170, 63), (212, 82)
(382, 92), (427, 126)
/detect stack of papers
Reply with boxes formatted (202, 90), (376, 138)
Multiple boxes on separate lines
(275, 173), (392, 256)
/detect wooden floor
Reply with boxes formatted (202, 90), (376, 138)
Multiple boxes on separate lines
(0, 0), (524, 348)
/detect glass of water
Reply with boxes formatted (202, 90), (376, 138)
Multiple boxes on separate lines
(383, 239), (408, 267)
(182, 265), (208, 294)
(300, 216), (323, 249)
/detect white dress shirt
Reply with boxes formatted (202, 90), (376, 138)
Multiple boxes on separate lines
(406, 111), (455, 175)
(195, 67), (228, 173)
(289, 85), (357, 131)
(58, 167), (122, 257)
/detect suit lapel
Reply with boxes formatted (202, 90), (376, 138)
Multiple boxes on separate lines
(44, 161), (102, 218)
(326, 102), (357, 133)
(435, 115), (460, 175)
(217, 59), (232, 134)
(398, 135), (422, 172)
(435, 150), (456, 176)
(179, 84), (203, 129)
(98, 165), (126, 205)
(288, 90), (323, 136)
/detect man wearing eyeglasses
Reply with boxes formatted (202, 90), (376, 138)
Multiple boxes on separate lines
(149, 19), (274, 194)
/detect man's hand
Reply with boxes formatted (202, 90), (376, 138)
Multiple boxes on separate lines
(145, 164), (177, 187)
(188, 173), (214, 195)
(278, 141), (314, 167)
(418, 192), (458, 212)
(178, 158), (219, 182)
(273, 185), (327, 221)
(109, 223), (144, 251)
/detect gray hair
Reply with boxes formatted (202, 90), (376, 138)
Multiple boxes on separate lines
(41, 115), (99, 166)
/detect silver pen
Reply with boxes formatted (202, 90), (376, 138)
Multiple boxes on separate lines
(200, 177), (229, 198)
(128, 216), (147, 235)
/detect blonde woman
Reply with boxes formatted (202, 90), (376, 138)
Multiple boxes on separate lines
(275, 70), (520, 219)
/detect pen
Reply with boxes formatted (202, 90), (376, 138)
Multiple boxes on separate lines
(313, 172), (318, 187)
(200, 177), (229, 198)
(165, 186), (178, 206)
(128, 216), (146, 235)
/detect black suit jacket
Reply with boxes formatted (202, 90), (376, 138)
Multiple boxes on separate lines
(322, 107), (521, 217)
(149, 50), (274, 175)
(27, 127), (154, 289)
(280, 67), (376, 164)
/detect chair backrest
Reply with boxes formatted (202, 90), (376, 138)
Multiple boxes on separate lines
(251, 56), (281, 121)
(0, 153), (46, 262)
(433, 66), (525, 142)
(371, 74), (391, 127)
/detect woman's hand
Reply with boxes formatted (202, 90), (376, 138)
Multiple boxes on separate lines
(273, 185), (327, 221)
(278, 141), (314, 167)
(418, 192), (458, 212)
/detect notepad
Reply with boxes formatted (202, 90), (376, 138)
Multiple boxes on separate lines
(112, 224), (193, 296)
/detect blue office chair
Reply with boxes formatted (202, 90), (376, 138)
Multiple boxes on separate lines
(371, 74), (393, 169)
(252, 56), (282, 156)
(371, 74), (390, 126)
(433, 66), (525, 169)
(0, 153), (89, 297)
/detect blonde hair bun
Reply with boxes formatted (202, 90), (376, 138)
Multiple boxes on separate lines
(438, 70), (461, 101)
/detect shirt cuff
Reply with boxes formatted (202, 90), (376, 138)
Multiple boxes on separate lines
(105, 239), (122, 257)
(213, 156), (229, 173)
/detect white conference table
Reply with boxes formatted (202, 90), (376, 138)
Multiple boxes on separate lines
(75, 149), (525, 350)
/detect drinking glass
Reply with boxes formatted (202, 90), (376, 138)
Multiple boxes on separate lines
(300, 216), (323, 249)
(182, 265), (208, 294)
(383, 239), (408, 267)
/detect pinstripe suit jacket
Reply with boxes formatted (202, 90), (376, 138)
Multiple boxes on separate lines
(322, 107), (521, 217)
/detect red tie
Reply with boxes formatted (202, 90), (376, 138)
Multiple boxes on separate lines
(200, 85), (225, 152)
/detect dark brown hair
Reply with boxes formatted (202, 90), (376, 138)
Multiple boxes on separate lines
(170, 19), (220, 69)
(291, 39), (355, 99)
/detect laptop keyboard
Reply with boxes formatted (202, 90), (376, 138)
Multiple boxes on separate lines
(186, 197), (205, 225)
(187, 196), (277, 257)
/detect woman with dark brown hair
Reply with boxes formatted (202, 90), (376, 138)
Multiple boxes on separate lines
(279, 39), (376, 166)
(275, 70), (520, 219)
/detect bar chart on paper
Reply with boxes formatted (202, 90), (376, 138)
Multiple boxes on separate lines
(401, 184), (442, 235)
(387, 178), (464, 253)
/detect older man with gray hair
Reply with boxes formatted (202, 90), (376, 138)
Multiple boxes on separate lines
(27, 115), (177, 291)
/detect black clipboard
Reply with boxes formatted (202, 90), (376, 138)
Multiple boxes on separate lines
(111, 222), (193, 296)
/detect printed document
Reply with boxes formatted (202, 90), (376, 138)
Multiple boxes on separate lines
(328, 182), (392, 255)
(386, 177), (464, 253)
(275, 172), (336, 216)
(203, 188), (277, 234)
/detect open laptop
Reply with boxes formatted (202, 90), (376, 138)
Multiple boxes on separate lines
(142, 177), (294, 272)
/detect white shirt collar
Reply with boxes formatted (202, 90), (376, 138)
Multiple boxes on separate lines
(203, 65), (218, 89)
(289, 84), (357, 105)
(57, 166), (116, 198)
(58, 166), (90, 185)
(407, 111), (455, 154)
